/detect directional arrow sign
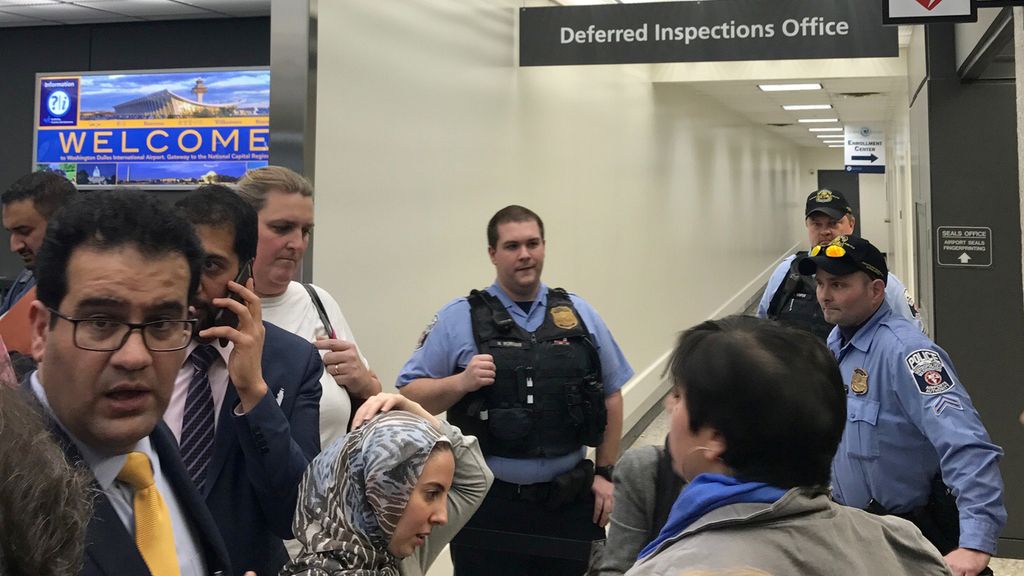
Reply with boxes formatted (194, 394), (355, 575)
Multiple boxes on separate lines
(844, 125), (885, 174)
(936, 226), (992, 268)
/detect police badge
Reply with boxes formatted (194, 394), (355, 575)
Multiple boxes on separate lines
(851, 368), (869, 395)
(550, 306), (579, 329)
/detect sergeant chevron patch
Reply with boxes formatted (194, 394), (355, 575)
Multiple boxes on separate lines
(932, 396), (963, 416)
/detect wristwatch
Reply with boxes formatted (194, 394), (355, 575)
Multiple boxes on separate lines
(595, 465), (615, 482)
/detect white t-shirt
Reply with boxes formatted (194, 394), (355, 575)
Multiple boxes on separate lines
(261, 281), (369, 449)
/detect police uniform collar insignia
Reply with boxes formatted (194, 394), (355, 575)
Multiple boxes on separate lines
(816, 190), (834, 202)
(851, 368), (869, 395)
(551, 306), (579, 330)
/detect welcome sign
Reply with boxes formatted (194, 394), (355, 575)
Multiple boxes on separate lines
(34, 68), (270, 188)
(520, 0), (898, 67)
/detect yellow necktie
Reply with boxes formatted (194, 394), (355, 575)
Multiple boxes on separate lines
(117, 452), (182, 576)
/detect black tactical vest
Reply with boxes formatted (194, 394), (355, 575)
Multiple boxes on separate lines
(447, 288), (606, 459)
(767, 252), (834, 342)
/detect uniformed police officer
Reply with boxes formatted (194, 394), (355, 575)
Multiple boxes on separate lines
(800, 235), (1006, 576)
(397, 205), (633, 575)
(756, 188), (920, 340)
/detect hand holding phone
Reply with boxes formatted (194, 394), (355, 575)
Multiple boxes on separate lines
(213, 260), (252, 345)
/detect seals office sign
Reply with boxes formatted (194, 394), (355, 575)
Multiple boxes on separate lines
(519, 0), (898, 67)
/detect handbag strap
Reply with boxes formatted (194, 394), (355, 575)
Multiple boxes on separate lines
(301, 283), (335, 339)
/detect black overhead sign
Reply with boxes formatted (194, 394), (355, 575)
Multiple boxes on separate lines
(520, 0), (899, 67)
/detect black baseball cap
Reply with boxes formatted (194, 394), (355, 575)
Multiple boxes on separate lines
(805, 188), (853, 220)
(798, 235), (888, 284)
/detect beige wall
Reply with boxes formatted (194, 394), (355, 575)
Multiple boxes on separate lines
(311, 0), (805, 430)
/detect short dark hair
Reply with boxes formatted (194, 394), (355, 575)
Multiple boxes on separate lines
(35, 189), (204, 309)
(487, 205), (544, 249)
(1, 172), (78, 218)
(667, 315), (846, 488)
(0, 385), (93, 576)
(175, 184), (258, 264)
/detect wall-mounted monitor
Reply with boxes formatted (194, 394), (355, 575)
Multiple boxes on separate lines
(33, 67), (270, 189)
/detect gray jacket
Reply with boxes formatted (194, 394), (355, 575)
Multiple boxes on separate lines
(625, 487), (952, 576)
(595, 446), (661, 576)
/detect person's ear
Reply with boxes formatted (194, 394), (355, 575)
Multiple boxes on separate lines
(699, 427), (727, 462)
(29, 300), (50, 364)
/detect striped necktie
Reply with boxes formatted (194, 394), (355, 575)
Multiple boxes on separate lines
(180, 344), (219, 491)
(117, 452), (181, 576)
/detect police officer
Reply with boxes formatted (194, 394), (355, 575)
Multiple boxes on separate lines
(756, 188), (920, 340)
(397, 205), (633, 575)
(800, 235), (1005, 576)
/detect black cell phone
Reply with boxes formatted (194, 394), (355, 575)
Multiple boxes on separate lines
(213, 260), (252, 333)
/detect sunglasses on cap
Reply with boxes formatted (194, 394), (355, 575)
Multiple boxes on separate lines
(811, 240), (884, 279)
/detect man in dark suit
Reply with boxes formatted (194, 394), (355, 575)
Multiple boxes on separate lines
(171, 186), (322, 576)
(26, 189), (232, 576)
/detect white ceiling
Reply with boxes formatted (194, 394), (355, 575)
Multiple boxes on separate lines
(0, 0), (269, 27)
(686, 76), (908, 149)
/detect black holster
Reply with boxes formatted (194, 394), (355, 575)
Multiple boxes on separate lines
(545, 459), (594, 511)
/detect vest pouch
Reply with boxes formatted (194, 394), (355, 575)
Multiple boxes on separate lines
(488, 407), (533, 450)
(576, 376), (607, 447)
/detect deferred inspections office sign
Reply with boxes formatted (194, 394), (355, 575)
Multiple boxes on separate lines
(520, 0), (898, 67)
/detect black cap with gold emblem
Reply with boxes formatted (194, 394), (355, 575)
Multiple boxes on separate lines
(805, 188), (853, 220)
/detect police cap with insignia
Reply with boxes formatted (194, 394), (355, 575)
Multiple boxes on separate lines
(805, 188), (853, 220)
(798, 235), (888, 284)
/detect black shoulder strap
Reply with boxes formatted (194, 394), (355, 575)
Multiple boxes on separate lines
(766, 253), (808, 319)
(302, 283), (335, 338)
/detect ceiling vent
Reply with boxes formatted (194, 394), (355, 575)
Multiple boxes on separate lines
(766, 123), (794, 127)
(836, 92), (881, 98)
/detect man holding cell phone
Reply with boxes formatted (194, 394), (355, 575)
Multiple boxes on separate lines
(168, 185), (323, 576)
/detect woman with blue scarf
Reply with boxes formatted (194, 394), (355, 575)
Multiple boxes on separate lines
(625, 316), (951, 576)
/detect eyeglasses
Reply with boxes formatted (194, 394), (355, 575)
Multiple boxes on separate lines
(810, 244), (846, 258)
(49, 309), (196, 352)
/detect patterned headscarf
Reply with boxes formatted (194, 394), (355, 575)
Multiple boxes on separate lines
(282, 411), (450, 576)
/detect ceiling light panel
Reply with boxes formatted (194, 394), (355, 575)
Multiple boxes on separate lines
(808, 127), (843, 132)
(783, 104), (832, 111)
(758, 83), (822, 92)
(798, 118), (839, 123)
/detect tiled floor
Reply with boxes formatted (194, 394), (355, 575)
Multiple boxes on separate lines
(630, 409), (1024, 574)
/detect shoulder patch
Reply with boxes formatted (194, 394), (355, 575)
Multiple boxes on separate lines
(415, 315), (439, 350)
(904, 289), (919, 317)
(905, 349), (955, 395)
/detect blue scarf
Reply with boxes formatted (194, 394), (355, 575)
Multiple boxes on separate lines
(638, 473), (787, 560)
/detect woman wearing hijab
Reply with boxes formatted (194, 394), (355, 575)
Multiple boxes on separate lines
(283, 394), (491, 576)
(625, 316), (951, 576)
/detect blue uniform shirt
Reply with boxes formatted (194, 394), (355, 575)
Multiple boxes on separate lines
(0, 268), (35, 315)
(397, 282), (634, 484)
(829, 302), (1006, 554)
(757, 254), (923, 331)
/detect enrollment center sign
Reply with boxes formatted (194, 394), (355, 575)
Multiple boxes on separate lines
(844, 125), (886, 174)
(34, 68), (270, 188)
(520, 0), (898, 67)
